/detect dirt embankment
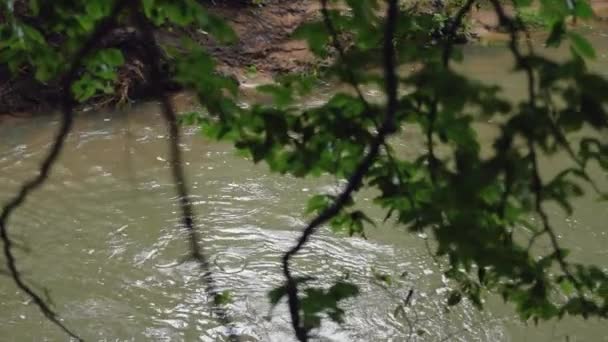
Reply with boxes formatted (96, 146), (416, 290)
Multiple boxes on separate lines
(0, 0), (318, 117)
(3, 0), (608, 118)
(193, 1), (318, 76)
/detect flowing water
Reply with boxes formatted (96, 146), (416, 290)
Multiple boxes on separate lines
(1, 26), (608, 342)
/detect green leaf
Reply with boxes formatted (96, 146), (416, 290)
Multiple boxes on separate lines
(568, 32), (596, 59)
(545, 21), (565, 47)
(513, 0), (533, 7)
(574, 1), (594, 19)
(213, 290), (233, 305)
(447, 291), (463, 306)
(268, 276), (314, 308)
(328, 281), (360, 299)
(100, 48), (124, 66)
(293, 22), (330, 57)
(29, 0), (40, 15)
(257, 84), (294, 108)
(372, 268), (392, 286)
(268, 286), (287, 307)
(203, 13), (237, 43)
(560, 279), (575, 296)
(306, 194), (333, 214)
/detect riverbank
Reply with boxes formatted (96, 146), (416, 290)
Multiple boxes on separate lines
(0, 0), (318, 117)
(2, 41), (608, 339)
(2, 0), (608, 118)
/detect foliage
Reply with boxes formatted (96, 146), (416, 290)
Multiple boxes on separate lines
(517, 7), (550, 27)
(190, 0), (608, 335)
(269, 277), (360, 334)
(0, 0), (234, 102)
(1, 0), (608, 341)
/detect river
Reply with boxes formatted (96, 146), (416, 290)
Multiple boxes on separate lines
(1, 24), (607, 342)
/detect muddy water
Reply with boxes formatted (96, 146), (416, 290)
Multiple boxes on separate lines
(1, 27), (608, 342)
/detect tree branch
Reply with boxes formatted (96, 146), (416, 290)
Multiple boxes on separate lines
(442, 0), (476, 68)
(319, 0), (419, 222)
(528, 141), (582, 292)
(425, 0), (476, 185)
(130, 3), (239, 340)
(489, 0), (583, 294)
(281, 0), (399, 340)
(489, 0), (536, 103)
(0, 2), (129, 340)
(320, 0), (371, 114)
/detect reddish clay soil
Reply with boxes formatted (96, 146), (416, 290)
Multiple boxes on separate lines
(0, 0), (318, 115)
(2, 0), (608, 116)
(199, 0), (318, 74)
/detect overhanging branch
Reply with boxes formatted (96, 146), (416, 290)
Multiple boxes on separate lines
(0, 2), (129, 340)
(281, 0), (399, 340)
(130, 2), (239, 340)
(490, 0), (584, 294)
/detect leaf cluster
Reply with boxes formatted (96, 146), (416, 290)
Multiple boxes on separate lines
(185, 0), (608, 326)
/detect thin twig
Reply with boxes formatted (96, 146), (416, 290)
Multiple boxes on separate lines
(281, 0), (400, 340)
(489, 0), (536, 103)
(442, 0), (476, 68)
(543, 98), (605, 196)
(130, 3), (239, 340)
(426, 0), (476, 184)
(425, 103), (439, 184)
(318, 0), (419, 222)
(490, 0), (582, 293)
(0, 2), (129, 340)
(528, 141), (581, 291)
(320, 0), (371, 113)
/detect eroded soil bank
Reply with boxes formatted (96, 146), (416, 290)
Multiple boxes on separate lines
(0, 0), (318, 117)
(2, 0), (608, 118)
